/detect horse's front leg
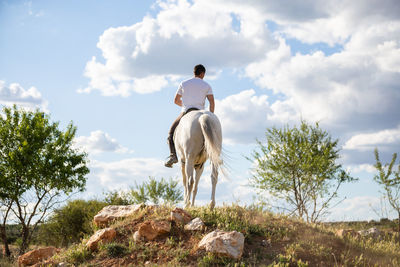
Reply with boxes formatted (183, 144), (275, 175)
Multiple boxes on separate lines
(185, 159), (195, 208)
(210, 163), (218, 210)
(191, 164), (204, 207)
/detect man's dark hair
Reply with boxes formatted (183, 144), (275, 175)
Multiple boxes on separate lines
(194, 64), (206, 76)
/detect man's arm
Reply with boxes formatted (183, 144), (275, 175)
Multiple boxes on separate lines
(207, 94), (215, 113)
(174, 93), (183, 107)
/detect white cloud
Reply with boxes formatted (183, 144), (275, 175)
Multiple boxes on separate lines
(327, 196), (383, 221)
(245, 22), (400, 129)
(74, 130), (133, 155)
(215, 89), (272, 144)
(346, 164), (376, 174)
(275, 0), (400, 45)
(0, 80), (48, 111)
(344, 126), (400, 151)
(86, 157), (180, 193)
(82, 0), (276, 96)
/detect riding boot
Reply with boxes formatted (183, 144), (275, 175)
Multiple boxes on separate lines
(165, 137), (178, 168)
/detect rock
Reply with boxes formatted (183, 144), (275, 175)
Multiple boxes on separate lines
(137, 220), (171, 241)
(198, 230), (245, 259)
(86, 228), (117, 251)
(93, 204), (144, 227)
(18, 247), (60, 266)
(358, 227), (381, 239)
(184, 217), (205, 231)
(170, 208), (192, 224)
(133, 231), (144, 242)
(335, 229), (360, 238)
(57, 263), (73, 267)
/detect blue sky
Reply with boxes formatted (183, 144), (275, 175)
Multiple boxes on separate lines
(1, 0), (400, 221)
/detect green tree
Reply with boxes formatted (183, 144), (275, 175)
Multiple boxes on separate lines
(0, 105), (89, 254)
(374, 148), (400, 233)
(103, 190), (131, 205)
(36, 199), (106, 247)
(249, 121), (355, 222)
(0, 199), (13, 257)
(128, 177), (183, 205)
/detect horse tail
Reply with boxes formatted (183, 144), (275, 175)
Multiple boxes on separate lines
(199, 113), (223, 169)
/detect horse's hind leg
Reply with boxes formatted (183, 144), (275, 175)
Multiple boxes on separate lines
(210, 163), (218, 210)
(191, 164), (204, 207)
(185, 159), (195, 208)
(181, 161), (188, 206)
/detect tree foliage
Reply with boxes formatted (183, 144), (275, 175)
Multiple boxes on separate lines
(103, 190), (131, 205)
(249, 120), (355, 222)
(374, 148), (400, 233)
(0, 105), (89, 254)
(128, 177), (183, 205)
(103, 177), (183, 206)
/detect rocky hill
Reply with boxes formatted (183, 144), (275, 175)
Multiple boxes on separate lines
(7, 204), (400, 266)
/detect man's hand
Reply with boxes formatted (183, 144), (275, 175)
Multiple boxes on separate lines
(174, 94), (183, 107)
(207, 94), (215, 113)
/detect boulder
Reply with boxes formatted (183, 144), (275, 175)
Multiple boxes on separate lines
(86, 228), (117, 251)
(18, 246), (60, 266)
(170, 208), (192, 224)
(198, 230), (245, 259)
(137, 220), (171, 241)
(184, 217), (205, 231)
(93, 204), (144, 227)
(335, 229), (360, 238)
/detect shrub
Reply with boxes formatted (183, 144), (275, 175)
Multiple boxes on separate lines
(103, 242), (129, 258)
(103, 190), (131, 205)
(128, 176), (183, 205)
(35, 199), (107, 246)
(64, 244), (93, 265)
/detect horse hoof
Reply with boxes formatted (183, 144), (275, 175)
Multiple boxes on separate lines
(209, 202), (215, 210)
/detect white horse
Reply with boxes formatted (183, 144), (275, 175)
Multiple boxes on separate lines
(174, 110), (223, 209)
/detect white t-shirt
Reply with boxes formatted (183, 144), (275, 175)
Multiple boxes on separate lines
(176, 77), (213, 112)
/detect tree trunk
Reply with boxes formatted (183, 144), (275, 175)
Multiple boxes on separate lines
(19, 225), (30, 255)
(398, 212), (400, 243)
(0, 225), (11, 257)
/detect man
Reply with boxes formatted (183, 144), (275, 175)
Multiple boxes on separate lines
(165, 64), (215, 168)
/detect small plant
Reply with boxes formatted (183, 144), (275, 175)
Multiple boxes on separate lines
(177, 249), (190, 262)
(103, 242), (129, 258)
(0, 258), (14, 267)
(64, 243), (93, 265)
(198, 252), (240, 267)
(269, 254), (309, 267)
(165, 236), (177, 248)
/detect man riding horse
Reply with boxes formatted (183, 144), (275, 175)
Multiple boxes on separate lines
(165, 64), (215, 168)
